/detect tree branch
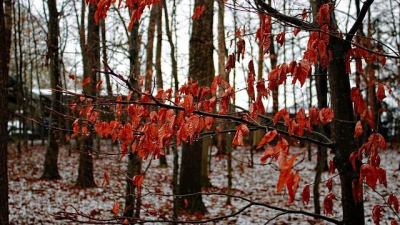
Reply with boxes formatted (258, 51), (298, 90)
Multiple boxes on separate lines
(346, 0), (374, 41)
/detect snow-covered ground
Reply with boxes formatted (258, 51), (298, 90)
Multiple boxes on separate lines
(8, 141), (400, 224)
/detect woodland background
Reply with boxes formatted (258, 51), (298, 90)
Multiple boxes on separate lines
(0, 0), (399, 224)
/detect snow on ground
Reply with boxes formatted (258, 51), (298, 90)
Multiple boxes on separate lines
(8, 141), (400, 224)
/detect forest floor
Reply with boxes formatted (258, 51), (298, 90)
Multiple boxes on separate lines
(7, 140), (400, 224)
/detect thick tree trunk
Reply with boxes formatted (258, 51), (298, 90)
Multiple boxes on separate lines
(179, 0), (214, 213)
(0, 0), (10, 223)
(76, 1), (99, 188)
(328, 37), (364, 225)
(42, 0), (61, 180)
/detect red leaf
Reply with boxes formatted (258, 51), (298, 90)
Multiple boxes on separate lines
(112, 202), (119, 215)
(192, 4), (206, 20)
(275, 31), (285, 46)
(350, 151), (358, 172)
(69, 74), (76, 80)
(276, 154), (299, 193)
(323, 193), (336, 215)
(82, 77), (91, 86)
(391, 220), (398, 225)
(103, 169), (110, 185)
(257, 130), (278, 149)
(294, 27), (301, 36)
(286, 171), (300, 204)
(273, 108), (290, 126)
(354, 121), (363, 138)
(326, 178), (333, 192)
(372, 205), (385, 225)
(260, 147), (278, 164)
(388, 194), (399, 213)
(319, 107), (334, 125)
(317, 3), (332, 26)
(376, 83), (386, 102)
(328, 160), (336, 174)
(301, 185), (310, 205)
(96, 80), (102, 90)
(361, 109), (374, 129)
(132, 174), (144, 196)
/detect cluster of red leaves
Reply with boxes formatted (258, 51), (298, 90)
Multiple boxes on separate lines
(191, 4), (206, 20)
(258, 135), (301, 204)
(303, 22), (331, 67)
(349, 132), (390, 206)
(345, 46), (387, 75)
(256, 14), (272, 55)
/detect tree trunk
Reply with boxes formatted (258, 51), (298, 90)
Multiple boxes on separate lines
(124, 9), (142, 219)
(145, 7), (156, 91)
(155, 3), (168, 168)
(269, 0), (278, 114)
(0, 0), (11, 222)
(100, 18), (113, 98)
(179, 0), (214, 213)
(42, 0), (61, 180)
(310, 0), (330, 214)
(76, 1), (99, 188)
(329, 37), (365, 225)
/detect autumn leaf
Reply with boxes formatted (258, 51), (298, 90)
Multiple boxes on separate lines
(328, 160), (336, 174)
(192, 4), (206, 20)
(354, 121), (363, 138)
(276, 154), (299, 193)
(360, 164), (387, 190)
(112, 202), (119, 215)
(361, 109), (374, 129)
(326, 178), (333, 192)
(103, 169), (110, 186)
(257, 130), (277, 149)
(82, 77), (91, 86)
(286, 171), (300, 204)
(376, 83), (386, 102)
(372, 205), (385, 225)
(319, 107), (334, 125)
(132, 174), (144, 196)
(260, 147), (278, 164)
(96, 80), (102, 90)
(301, 185), (310, 205)
(273, 108), (290, 126)
(323, 193), (336, 215)
(388, 194), (399, 213)
(69, 74), (76, 80)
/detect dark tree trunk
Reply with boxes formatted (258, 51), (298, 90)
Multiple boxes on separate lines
(328, 37), (364, 225)
(124, 10), (142, 219)
(145, 6), (156, 91)
(42, 0), (61, 180)
(155, 3), (168, 168)
(0, 0), (11, 223)
(76, 1), (99, 188)
(179, 0), (214, 213)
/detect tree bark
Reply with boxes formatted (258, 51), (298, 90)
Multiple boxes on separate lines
(124, 9), (142, 219)
(76, 1), (99, 188)
(42, 0), (61, 180)
(329, 37), (365, 225)
(145, 7), (156, 91)
(179, 0), (214, 213)
(0, 0), (11, 223)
